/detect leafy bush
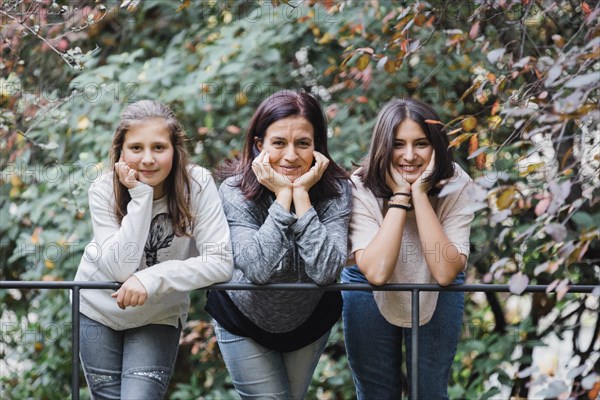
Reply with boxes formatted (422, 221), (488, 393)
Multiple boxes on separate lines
(1, 0), (598, 398)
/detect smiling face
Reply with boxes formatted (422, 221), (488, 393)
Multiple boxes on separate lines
(392, 119), (433, 184)
(257, 116), (315, 181)
(121, 118), (174, 198)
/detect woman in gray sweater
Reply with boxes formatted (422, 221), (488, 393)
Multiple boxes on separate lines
(206, 90), (351, 399)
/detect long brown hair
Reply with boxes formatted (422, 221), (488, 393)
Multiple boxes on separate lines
(109, 100), (194, 237)
(218, 90), (348, 202)
(358, 98), (455, 197)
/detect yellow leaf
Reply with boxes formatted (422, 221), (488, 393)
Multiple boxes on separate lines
(519, 162), (545, 177)
(9, 186), (20, 198)
(44, 259), (55, 269)
(318, 32), (333, 44)
(488, 115), (502, 130)
(340, 53), (353, 68)
(449, 133), (473, 148)
(497, 187), (516, 210)
(462, 116), (477, 132)
(357, 54), (370, 71)
(176, 0), (190, 12)
(460, 82), (480, 101)
(384, 59), (397, 74)
(236, 92), (248, 107)
(10, 175), (21, 187)
(31, 227), (42, 244)
(77, 116), (90, 131)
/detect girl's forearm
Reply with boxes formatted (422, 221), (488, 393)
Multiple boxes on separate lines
(357, 207), (407, 286)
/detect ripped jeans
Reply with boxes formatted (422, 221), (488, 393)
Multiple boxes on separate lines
(79, 313), (180, 400)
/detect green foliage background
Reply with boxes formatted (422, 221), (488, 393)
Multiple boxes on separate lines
(1, 0), (599, 398)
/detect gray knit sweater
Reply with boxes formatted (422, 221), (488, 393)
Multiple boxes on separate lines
(219, 177), (352, 333)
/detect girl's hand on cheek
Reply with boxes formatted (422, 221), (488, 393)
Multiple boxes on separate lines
(116, 154), (140, 189)
(413, 151), (436, 194)
(386, 165), (411, 194)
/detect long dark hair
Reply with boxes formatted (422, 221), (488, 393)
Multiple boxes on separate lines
(109, 100), (194, 237)
(358, 98), (454, 197)
(218, 90), (348, 202)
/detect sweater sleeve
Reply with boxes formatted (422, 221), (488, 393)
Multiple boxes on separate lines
(134, 169), (234, 297)
(291, 180), (352, 285)
(219, 180), (297, 285)
(85, 176), (154, 282)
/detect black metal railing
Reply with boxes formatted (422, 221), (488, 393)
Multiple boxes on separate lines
(0, 281), (597, 400)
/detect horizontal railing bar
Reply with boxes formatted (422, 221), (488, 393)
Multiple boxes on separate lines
(0, 281), (597, 293)
(209, 283), (599, 293)
(0, 281), (121, 289)
(0, 280), (597, 400)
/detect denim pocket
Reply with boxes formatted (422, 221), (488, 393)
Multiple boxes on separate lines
(212, 321), (245, 344)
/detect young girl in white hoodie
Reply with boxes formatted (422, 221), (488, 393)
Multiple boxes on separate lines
(74, 100), (233, 399)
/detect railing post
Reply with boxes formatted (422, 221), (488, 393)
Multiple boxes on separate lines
(411, 288), (419, 400)
(72, 286), (80, 400)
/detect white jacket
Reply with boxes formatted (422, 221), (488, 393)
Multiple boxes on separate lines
(74, 165), (233, 330)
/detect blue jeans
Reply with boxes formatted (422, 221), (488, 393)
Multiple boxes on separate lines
(341, 266), (464, 400)
(79, 313), (181, 400)
(213, 320), (330, 400)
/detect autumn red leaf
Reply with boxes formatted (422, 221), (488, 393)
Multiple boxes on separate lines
(413, 14), (426, 27)
(476, 152), (486, 170)
(582, 2), (591, 16)
(468, 135), (479, 156)
(449, 133), (473, 148)
(491, 100), (500, 115)
(400, 39), (409, 52)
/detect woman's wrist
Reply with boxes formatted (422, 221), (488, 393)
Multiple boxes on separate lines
(292, 187), (311, 203)
(388, 192), (412, 210)
(292, 187), (312, 217)
(275, 188), (293, 210)
(411, 189), (429, 205)
(392, 185), (411, 194)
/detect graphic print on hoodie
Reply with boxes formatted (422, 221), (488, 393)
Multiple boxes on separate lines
(144, 213), (174, 267)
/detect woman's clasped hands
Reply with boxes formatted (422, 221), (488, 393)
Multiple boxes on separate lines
(386, 151), (436, 195)
(251, 149), (329, 196)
